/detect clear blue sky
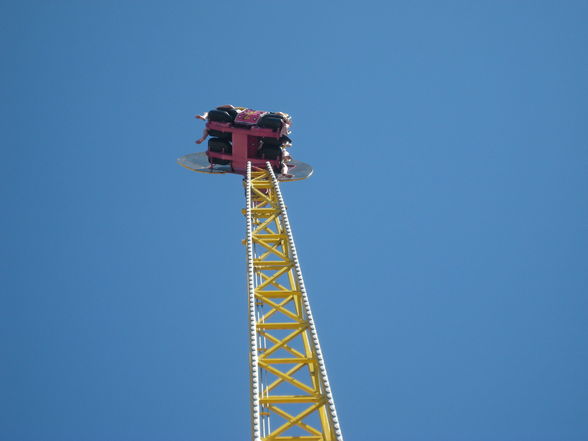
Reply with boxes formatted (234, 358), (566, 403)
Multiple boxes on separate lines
(2, 1), (587, 440)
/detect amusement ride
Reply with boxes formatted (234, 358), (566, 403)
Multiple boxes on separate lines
(178, 105), (344, 441)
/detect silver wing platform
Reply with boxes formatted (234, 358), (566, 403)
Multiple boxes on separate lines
(177, 152), (313, 182)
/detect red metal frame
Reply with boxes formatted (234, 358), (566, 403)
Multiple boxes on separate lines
(205, 119), (288, 175)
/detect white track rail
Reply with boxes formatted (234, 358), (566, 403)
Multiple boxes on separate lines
(266, 163), (344, 441)
(245, 162), (262, 441)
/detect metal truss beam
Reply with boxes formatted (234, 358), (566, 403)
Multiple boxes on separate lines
(245, 162), (343, 441)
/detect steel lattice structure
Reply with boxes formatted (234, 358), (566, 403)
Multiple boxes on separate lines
(244, 163), (343, 441)
(178, 104), (343, 439)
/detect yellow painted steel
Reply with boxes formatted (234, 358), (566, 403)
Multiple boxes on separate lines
(245, 168), (338, 441)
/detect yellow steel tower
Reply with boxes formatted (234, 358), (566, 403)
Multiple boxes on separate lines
(244, 163), (343, 441)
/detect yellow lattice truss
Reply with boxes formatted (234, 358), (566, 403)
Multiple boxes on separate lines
(244, 166), (341, 441)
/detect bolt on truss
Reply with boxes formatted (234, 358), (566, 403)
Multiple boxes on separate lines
(244, 162), (343, 441)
